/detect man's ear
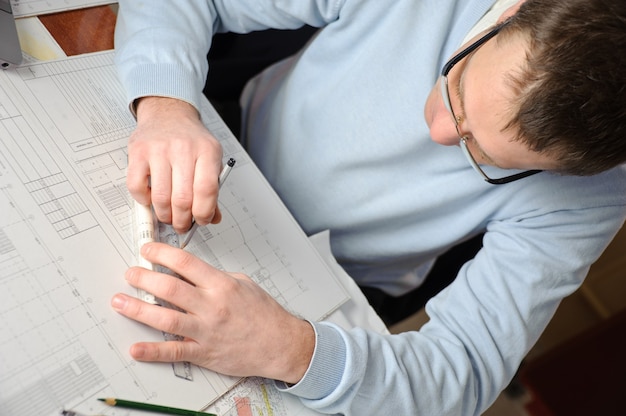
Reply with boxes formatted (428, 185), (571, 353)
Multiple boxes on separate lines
(497, 0), (527, 23)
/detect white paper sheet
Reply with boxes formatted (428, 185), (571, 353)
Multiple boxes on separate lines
(11, 0), (114, 18)
(0, 51), (348, 416)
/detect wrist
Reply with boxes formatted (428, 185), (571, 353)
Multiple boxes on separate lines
(276, 322), (347, 399)
(135, 96), (199, 124)
(280, 319), (316, 385)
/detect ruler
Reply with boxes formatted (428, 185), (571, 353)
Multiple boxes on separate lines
(133, 202), (194, 380)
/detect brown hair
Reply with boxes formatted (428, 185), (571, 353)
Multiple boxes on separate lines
(502, 0), (626, 175)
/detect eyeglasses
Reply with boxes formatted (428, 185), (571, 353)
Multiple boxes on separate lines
(440, 22), (542, 185)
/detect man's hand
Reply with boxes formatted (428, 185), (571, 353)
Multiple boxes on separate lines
(127, 97), (223, 233)
(111, 242), (316, 384)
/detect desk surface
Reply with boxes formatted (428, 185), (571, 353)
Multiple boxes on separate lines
(39, 5), (116, 55)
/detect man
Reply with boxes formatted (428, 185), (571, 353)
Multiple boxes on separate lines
(112, 0), (626, 414)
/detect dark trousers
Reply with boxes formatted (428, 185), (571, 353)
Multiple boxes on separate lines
(204, 27), (318, 137)
(360, 233), (484, 326)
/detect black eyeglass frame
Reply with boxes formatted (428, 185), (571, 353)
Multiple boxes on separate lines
(440, 21), (542, 185)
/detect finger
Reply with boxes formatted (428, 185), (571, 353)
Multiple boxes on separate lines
(139, 242), (217, 288)
(128, 339), (202, 363)
(149, 159), (173, 224)
(124, 263), (202, 312)
(210, 206), (222, 224)
(191, 156), (221, 226)
(111, 292), (199, 339)
(170, 161), (194, 234)
(126, 154), (151, 206)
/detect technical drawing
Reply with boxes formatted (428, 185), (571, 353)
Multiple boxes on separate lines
(0, 51), (347, 415)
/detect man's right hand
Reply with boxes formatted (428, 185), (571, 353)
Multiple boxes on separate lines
(127, 96), (224, 233)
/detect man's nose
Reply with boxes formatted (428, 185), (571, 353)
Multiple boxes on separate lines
(431, 114), (463, 146)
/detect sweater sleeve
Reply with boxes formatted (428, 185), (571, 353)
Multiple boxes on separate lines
(278, 202), (626, 415)
(114, 0), (344, 111)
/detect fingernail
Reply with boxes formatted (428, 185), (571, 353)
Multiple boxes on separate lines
(111, 295), (127, 311)
(130, 344), (146, 359)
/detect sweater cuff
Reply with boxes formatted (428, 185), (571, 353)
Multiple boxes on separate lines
(119, 63), (203, 115)
(275, 321), (346, 400)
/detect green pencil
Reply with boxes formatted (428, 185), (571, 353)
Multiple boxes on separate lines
(98, 398), (216, 416)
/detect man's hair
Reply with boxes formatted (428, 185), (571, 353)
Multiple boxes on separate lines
(502, 0), (626, 175)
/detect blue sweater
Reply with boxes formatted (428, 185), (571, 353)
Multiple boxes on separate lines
(115, 1), (626, 414)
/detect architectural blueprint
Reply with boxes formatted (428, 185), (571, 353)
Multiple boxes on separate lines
(0, 51), (348, 416)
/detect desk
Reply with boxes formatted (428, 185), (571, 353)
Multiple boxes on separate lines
(6, 6), (386, 416)
(38, 5), (116, 55)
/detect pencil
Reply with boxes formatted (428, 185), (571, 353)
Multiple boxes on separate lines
(98, 398), (216, 416)
(180, 157), (236, 249)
